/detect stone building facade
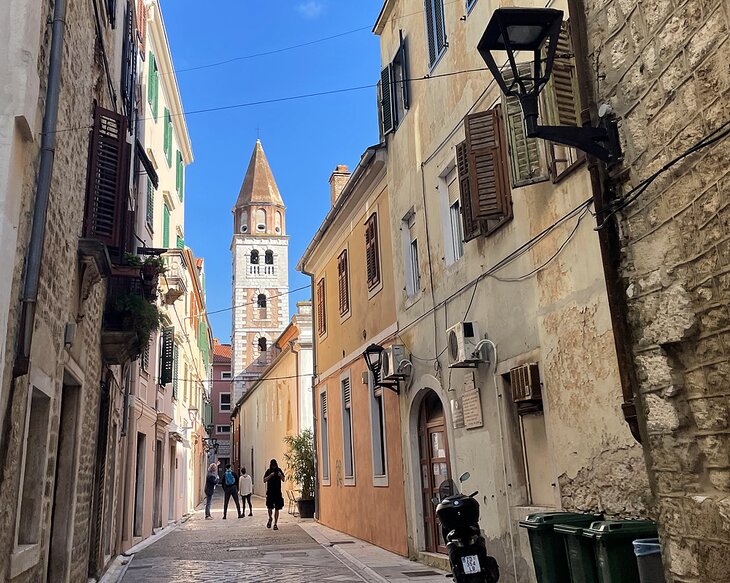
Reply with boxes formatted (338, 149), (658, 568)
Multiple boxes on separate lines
(577, 0), (730, 579)
(0, 0), (131, 581)
(373, 0), (651, 578)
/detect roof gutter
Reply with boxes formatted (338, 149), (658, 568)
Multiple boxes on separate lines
(13, 0), (67, 377)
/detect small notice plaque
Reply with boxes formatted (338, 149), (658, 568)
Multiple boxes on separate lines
(462, 374), (483, 429)
(451, 398), (465, 429)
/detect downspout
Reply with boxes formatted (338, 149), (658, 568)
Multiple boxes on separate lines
(13, 0), (67, 377)
(303, 271), (319, 519)
(566, 0), (646, 445)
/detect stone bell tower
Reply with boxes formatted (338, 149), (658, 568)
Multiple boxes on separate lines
(231, 140), (289, 401)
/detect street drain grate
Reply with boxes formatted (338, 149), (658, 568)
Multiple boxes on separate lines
(402, 571), (442, 577)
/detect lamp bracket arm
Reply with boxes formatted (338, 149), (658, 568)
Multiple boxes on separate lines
(527, 118), (622, 164)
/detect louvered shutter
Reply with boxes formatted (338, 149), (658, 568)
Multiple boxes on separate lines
(465, 107), (511, 221)
(365, 214), (380, 290)
(176, 235), (184, 249)
(424, 0), (437, 65)
(146, 178), (154, 226)
(338, 251), (349, 316)
(160, 327), (174, 385)
(503, 65), (544, 185)
(172, 344), (179, 399)
(380, 66), (394, 135)
(164, 109), (172, 166)
(176, 151), (183, 200)
(321, 391), (328, 419)
(455, 141), (483, 241)
(162, 204), (170, 248)
(343, 377), (352, 410)
(84, 106), (129, 253)
(147, 52), (156, 109)
(545, 22), (580, 127)
(399, 32), (410, 110)
(317, 278), (326, 336)
(434, 0), (446, 57)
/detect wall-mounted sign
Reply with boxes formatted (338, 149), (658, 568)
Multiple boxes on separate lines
(463, 373), (483, 429)
(451, 398), (465, 429)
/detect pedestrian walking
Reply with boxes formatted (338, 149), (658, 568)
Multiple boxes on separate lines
(204, 463), (218, 519)
(263, 459), (285, 530)
(239, 467), (253, 516)
(222, 463), (243, 519)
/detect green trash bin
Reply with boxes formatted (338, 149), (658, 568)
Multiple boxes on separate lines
(519, 512), (602, 583)
(554, 523), (599, 583)
(584, 520), (658, 583)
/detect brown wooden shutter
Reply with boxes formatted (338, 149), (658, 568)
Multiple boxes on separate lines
(317, 278), (326, 336)
(465, 107), (511, 221)
(84, 106), (129, 257)
(343, 376), (352, 409)
(136, 0), (146, 54)
(338, 250), (349, 316)
(365, 214), (381, 290)
(455, 141), (483, 241)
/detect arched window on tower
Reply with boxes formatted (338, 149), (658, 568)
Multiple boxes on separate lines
(265, 250), (274, 265)
(256, 209), (266, 232)
(250, 250), (259, 264)
(258, 337), (267, 352)
(275, 211), (282, 234)
(240, 210), (248, 233)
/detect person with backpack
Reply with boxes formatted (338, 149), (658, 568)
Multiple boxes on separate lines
(222, 464), (243, 519)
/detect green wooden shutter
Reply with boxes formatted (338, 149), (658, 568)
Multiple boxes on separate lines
(380, 66), (394, 135)
(176, 235), (184, 248)
(172, 344), (179, 400)
(544, 22), (580, 127)
(160, 327), (174, 385)
(163, 204), (170, 248)
(455, 141), (483, 241)
(176, 151), (183, 200)
(503, 65), (545, 186)
(465, 107), (511, 221)
(164, 109), (172, 166)
(148, 52), (158, 120)
(146, 178), (154, 227)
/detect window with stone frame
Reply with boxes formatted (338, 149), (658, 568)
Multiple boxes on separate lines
(365, 213), (381, 291)
(316, 278), (327, 336)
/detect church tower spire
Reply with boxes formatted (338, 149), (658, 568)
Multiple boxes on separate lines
(231, 141), (289, 401)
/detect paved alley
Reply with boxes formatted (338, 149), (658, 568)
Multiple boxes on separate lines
(119, 493), (446, 583)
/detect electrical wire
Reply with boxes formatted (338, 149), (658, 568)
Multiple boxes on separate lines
(196, 283), (311, 319)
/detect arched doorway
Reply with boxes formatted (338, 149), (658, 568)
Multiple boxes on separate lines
(418, 390), (451, 553)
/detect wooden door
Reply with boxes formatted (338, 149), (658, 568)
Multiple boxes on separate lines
(418, 391), (451, 554)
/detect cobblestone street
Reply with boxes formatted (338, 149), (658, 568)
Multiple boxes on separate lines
(120, 493), (360, 583)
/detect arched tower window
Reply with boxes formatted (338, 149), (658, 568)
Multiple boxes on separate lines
(258, 337), (268, 352)
(239, 210), (248, 233)
(275, 211), (283, 234)
(256, 209), (266, 232)
(257, 294), (267, 308)
(250, 250), (259, 264)
(265, 250), (274, 265)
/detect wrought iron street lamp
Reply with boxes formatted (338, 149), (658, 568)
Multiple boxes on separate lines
(477, 8), (621, 164)
(363, 344), (400, 394)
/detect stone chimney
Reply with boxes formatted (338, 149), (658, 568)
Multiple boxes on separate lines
(329, 165), (351, 206)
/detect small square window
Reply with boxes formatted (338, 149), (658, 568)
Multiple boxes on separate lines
(220, 393), (231, 412)
(221, 371), (232, 380)
(216, 425), (231, 434)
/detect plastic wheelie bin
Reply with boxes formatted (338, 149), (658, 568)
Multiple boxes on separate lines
(633, 538), (666, 583)
(554, 523), (599, 583)
(583, 520), (658, 583)
(519, 512), (602, 583)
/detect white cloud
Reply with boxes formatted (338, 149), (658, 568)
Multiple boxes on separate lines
(297, 1), (325, 18)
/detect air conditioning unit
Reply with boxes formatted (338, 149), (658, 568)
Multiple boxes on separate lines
(382, 345), (408, 379)
(447, 321), (483, 368)
(510, 363), (542, 402)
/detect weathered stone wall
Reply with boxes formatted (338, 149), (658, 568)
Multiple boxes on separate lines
(0, 0), (123, 580)
(582, 0), (730, 579)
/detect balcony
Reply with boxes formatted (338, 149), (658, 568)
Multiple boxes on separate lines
(163, 250), (188, 292)
(101, 266), (160, 364)
(248, 264), (275, 276)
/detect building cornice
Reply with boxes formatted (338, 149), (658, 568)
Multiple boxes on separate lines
(373, 0), (397, 34)
(147, 0), (193, 164)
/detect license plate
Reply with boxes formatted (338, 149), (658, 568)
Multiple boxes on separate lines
(461, 555), (480, 574)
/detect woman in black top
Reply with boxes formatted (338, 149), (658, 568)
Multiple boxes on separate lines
(263, 458), (285, 529)
(204, 463), (218, 519)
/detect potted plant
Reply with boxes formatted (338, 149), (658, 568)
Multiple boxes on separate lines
(283, 429), (316, 518)
(141, 255), (166, 281)
(102, 292), (161, 362)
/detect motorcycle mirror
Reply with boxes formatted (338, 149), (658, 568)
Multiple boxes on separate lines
(459, 472), (471, 482)
(431, 496), (440, 505)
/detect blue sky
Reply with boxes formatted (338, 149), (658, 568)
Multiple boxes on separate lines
(160, 0), (383, 341)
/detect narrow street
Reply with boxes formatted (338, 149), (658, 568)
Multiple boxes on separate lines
(120, 492), (446, 583)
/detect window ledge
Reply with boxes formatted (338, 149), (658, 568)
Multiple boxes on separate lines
(404, 289), (423, 310)
(321, 477), (331, 487)
(339, 309), (352, 324)
(428, 46), (448, 75)
(11, 544), (40, 578)
(367, 280), (383, 301)
(344, 477), (356, 487)
(373, 475), (389, 487)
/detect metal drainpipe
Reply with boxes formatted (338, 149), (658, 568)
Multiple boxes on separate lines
(304, 272), (319, 519)
(566, 0), (647, 445)
(13, 0), (67, 377)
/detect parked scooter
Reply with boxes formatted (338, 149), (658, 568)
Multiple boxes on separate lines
(435, 472), (500, 583)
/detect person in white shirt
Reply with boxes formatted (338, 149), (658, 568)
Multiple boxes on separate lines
(239, 467), (253, 516)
